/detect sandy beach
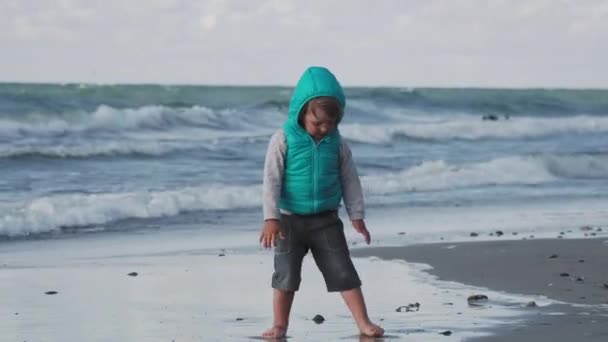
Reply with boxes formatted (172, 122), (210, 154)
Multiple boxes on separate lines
(0, 228), (557, 342)
(352, 237), (608, 341)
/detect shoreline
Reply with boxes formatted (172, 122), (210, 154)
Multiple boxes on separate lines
(352, 237), (608, 341)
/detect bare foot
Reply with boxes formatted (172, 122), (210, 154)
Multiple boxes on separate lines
(261, 326), (287, 339)
(359, 322), (384, 337)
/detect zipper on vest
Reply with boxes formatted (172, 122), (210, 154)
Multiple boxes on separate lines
(312, 142), (319, 212)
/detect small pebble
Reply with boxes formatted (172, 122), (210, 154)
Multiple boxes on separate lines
(235, 317), (244, 321)
(548, 254), (558, 259)
(127, 272), (138, 277)
(559, 273), (570, 277)
(468, 294), (488, 302)
(312, 314), (325, 324)
(439, 330), (452, 336)
(578, 259), (585, 263)
(470, 232), (478, 237)
(45, 291), (58, 295)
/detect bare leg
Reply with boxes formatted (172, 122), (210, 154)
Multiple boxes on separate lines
(341, 287), (384, 337)
(262, 289), (295, 338)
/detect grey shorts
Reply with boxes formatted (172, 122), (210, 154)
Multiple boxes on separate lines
(271, 210), (362, 292)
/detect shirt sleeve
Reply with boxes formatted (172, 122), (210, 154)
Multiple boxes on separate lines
(340, 140), (365, 220)
(263, 129), (286, 220)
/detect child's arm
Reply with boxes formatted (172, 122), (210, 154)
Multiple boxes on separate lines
(260, 130), (286, 248)
(340, 141), (371, 244)
(340, 141), (364, 220)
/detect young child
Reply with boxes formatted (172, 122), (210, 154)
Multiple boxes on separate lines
(260, 66), (384, 339)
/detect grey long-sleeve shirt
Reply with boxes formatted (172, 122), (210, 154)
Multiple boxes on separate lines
(263, 129), (365, 221)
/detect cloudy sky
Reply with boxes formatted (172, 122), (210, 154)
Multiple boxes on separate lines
(1, 0), (607, 87)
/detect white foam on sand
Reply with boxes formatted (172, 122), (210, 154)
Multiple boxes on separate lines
(0, 230), (546, 342)
(360, 198), (608, 245)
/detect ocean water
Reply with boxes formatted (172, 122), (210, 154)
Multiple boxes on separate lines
(2, 83), (607, 340)
(1, 83), (607, 240)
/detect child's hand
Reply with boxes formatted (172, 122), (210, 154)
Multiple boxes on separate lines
(259, 219), (284, 249)
(352, 219), (371, 244)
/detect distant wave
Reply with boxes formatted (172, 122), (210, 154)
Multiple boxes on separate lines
(0, 104), (280, 138)
(347, 87), (608, 115)
(0, 184), (261, 237)
(0, 141), (200, 159)
(362, 153), (608, 194)
(3, 84), (608, 120)
(341, 115), (608, 143)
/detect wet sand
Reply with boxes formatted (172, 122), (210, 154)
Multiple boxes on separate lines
(352, 238), (608, 341)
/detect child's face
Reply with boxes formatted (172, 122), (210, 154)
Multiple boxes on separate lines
(302, 109), (337, 141)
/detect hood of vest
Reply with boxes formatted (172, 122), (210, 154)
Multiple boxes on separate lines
(286, 66), (346, 126)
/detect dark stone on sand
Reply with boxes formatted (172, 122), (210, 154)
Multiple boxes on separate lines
(396, 302), (421, 312)
(576, 277), (584, 282)
(591, 232), (597, 236)
(597, 227), (603, 231)
(557, 235), (563, 239)
(218, 253), (226, 257)
(580, 225), (593, 231)
(470, 232), (479, 237)
(398, 232), (406, 235)
(45, 291), (58, 295)
(489, 233), (494, 236)
(482, 114), (499, 121)
(235, 317), (244, 321)
(560, 232), (565, 235)
(439, 330), (453, 336)
(512, 232), (518, 235)
(526, 301), (538, 307)
(496, 230), (504, 237)
(559, 273), (570, 277)
(312, 314), (325, 324)
(15, 312), (18, 315)
(467, 294), (488, 304)
(603, 283), (608, 289)
(578, 259), (585, 263)
(128, 272), (138, 277)
(548, 254), (558, 259)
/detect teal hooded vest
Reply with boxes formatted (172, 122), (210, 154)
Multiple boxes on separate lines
(279, 66), (346, 215)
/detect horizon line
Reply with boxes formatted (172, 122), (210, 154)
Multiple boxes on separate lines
(1, 80), (607, 91)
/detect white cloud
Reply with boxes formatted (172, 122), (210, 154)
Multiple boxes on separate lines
(1, 0), (607, 87)
(199, 14), (217, 31)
